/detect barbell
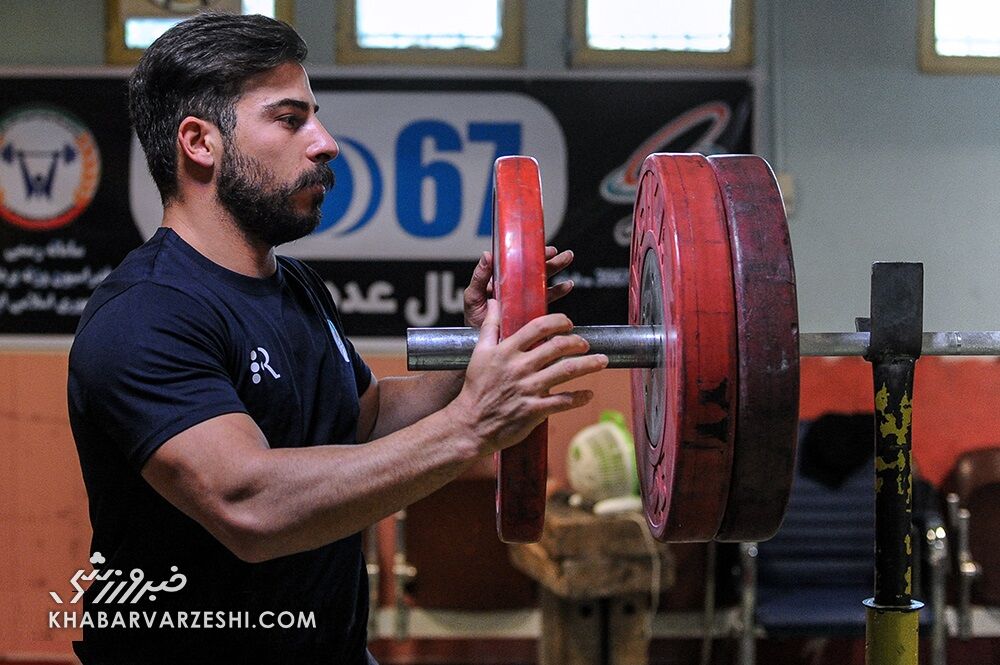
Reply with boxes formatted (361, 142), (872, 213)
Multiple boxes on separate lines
(406, 153), (1000, 545)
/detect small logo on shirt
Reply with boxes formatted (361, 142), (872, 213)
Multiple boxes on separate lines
(327, 319), (351, 363)
(250, 347), (280, 384)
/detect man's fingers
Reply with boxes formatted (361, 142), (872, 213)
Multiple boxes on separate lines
(539, 389), (596, 416)
(522, 332), (589, 369)
(467, 252), (493, 291)
(527, 354), (608, 394)
(544, 248), (573, 278)
(546, 280), (573, 304)
(476, 299), (501, 350)
(504, 313), (574, 351)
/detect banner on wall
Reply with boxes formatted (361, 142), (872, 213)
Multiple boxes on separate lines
(0, 75), (752, 337)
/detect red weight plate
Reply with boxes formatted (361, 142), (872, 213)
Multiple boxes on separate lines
(708, 155), (799, 542)
(493, 156), (548, 544)
(628, 153), (738, 542)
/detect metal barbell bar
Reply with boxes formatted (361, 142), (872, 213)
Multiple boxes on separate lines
(407, 325), (661, 370)
(406, 326), (1000, 370)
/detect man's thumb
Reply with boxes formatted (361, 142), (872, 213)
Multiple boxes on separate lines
(477, 298), (500, 349)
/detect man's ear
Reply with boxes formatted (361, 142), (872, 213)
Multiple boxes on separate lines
(177, 116), (221, 169)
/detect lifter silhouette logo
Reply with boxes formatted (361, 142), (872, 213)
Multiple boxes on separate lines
(0, 105), (101, 231)
(250, 347), (280, 384)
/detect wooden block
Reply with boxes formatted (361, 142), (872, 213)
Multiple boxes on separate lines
(539, 500), (661, 559)
(539, 589), (602, 665)
(608, 593), (651, 665)
(508, 541), (673, 600)
(537, 591), (654, 665)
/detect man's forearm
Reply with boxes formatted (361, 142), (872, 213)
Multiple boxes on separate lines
(247, 372), (465, 558)
(368, 370), (465, 440)
(222, 404), (482, 562)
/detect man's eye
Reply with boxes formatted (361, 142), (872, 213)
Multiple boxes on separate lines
(279, 115), (303, 128)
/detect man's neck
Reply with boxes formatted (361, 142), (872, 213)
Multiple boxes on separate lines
(161, 193), (277, 279)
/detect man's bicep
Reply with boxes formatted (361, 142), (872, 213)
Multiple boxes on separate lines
(140, 413), (270, 555)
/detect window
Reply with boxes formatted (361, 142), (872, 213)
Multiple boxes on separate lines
(336, 0), (522, 66)
(919, 0), (1000, 73)
(106, 0), (294, 65)
(570, 0), (753, 68)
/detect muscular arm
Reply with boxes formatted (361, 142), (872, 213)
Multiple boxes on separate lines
(141, 304), (606, 563)
(143, 404), (479, 563)
(358, 371), (464, 442)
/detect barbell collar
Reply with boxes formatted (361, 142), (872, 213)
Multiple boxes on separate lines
(407, 326), (1000, 371)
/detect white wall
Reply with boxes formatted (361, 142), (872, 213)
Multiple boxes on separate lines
(3, 0), (998, 332)
(768, 2), (1000, 332)
(2, 0), (105, 65)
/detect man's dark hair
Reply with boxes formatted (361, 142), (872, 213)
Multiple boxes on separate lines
(128, 12), (307, 203)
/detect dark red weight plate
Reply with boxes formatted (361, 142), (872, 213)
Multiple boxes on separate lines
(493, 156), (548, 544)
(628, 153), (738, 542)
(708, 155), (799, 542)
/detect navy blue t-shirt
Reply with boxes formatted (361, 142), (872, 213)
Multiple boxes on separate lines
(68, 228), (374, 664)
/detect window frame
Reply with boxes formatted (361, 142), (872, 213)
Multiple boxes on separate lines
(918, 0), (1000, 74)
(569, 0), (753, 69)
(335, 0), (523, 66)
(105, 0), (296, 65)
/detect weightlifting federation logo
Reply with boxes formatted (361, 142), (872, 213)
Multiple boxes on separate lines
(0, 106), (101, 231)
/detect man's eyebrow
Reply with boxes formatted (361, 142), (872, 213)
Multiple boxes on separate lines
(262, 98), (319, 114)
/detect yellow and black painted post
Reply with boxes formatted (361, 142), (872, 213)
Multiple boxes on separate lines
(863, 262), (925, 665)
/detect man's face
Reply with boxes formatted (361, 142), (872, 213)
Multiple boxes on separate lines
(216, 62), (338, 247)
(216, 135), (333, 247)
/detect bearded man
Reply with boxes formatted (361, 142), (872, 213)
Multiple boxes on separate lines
(67, 12), (606, 664)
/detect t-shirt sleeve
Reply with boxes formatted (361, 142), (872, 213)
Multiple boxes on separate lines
(342, 328), (373, 396)
(69, 282), (247, 470)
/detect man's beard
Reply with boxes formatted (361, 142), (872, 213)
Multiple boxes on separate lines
(216, 141), (334, 248)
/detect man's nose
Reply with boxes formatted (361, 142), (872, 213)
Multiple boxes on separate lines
(309, 122), (339, 164)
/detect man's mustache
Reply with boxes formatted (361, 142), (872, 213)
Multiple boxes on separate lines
(294, 164), (335, 192)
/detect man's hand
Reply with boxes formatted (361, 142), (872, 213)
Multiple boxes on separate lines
(367, 245), (578, 444)
(450, 299), (607, 454)
(463, 246), (576, 328)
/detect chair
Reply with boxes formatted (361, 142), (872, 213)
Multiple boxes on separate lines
(737, 413), (947, 665)
(942, 446), (1000, 638)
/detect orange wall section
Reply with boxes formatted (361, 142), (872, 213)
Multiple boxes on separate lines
(3, 350), (1000, 656)
(0, 351), (89, 658)
(797, 356), (1000, 485)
